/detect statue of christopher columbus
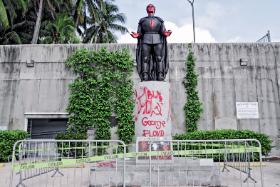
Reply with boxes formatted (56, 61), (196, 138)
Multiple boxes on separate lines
(131, 4), (172, 81)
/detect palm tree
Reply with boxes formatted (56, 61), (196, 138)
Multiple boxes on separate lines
(0, 0), (29, 44)
(1, 0), (127, 44)
(0, 0), (9, 30)
(40, 13), (79, 44)
(31, 0), (73, 44)
(0, 31), (22, 44)
(71, 0), (101, 38)
(82, 0), (128, 43)
(31, 0), (43, 43)
(72, 0), (86, 35)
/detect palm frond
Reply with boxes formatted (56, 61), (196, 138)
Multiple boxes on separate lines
(3, 0), (17, 25)
(73, 0), (84, 26)
(82, 0), (128, 43)
(0, 0), (10, 29)
(109, 23), (128, 34)
(109, 13), (126, 24)
(3, 31), (22, 44)
(15, 0), (28, 15)
(86, 0), (101, 23)
(107, 30), (117, 43)
(83, 25), (98, 43)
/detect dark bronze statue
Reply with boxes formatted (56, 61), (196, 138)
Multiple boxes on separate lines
(131, 4), (172, 81)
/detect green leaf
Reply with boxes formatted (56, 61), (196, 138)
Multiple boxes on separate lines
(0, 0), (10, 29)
(65, 48), (134, 143)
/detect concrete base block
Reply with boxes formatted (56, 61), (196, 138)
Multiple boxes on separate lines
(134, 81), (172, 138)
(90, 158), (221, 186)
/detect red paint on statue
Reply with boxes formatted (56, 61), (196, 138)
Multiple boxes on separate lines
(149, 19), (154, 28)
(141, 117), (166, 129)
(142, 129), (165, 137)
(135, 87), (163, 121)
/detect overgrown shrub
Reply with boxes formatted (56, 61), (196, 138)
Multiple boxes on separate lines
(174, 129), (272, 155)
(55, 132), (87, 158)
(55, 132), (110, 157)
(184, 45), (203, 132)
(65, 48), (134, 144)
(0, 130), (28, 162)
(55, 132), (87, 140)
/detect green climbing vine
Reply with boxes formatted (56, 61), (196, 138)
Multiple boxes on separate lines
(65, 48), (135, 143)
(183, 44), (203, 132)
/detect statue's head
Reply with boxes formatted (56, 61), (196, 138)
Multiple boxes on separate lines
(146, 4), (156, 14)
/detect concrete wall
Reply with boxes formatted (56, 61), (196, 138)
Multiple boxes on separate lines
(0, 43), (279, 155)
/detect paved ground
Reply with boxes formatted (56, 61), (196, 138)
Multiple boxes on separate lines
(262, 160), (280, 186)
(220, 161), (280, 187)
(0, 163), (10, 186)
(1, 161), (279, 187)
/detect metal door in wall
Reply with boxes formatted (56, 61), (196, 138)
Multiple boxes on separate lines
(27, 118), (67, 139)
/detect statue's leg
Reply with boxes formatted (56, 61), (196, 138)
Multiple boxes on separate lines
(142, 44), (152, 81)
(154, 44), (164, 81)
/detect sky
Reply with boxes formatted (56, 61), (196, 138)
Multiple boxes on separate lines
(115, 0), (280, 43)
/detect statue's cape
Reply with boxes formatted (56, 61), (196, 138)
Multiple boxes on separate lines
(136, 38), (169, 81)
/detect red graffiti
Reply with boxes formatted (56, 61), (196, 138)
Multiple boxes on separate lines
(141, 117), (166, 129)
(158, 155), (172, 160)
(96, 161), (115, 168)
(142, 130), (165, 137)
(135, 87), (163, 121)
(149, 19), (155, 28)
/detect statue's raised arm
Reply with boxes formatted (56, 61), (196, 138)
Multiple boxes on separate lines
(131, 4), (172, 81)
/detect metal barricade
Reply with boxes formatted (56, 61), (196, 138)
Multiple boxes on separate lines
(139, 139), (264, 187)
(10, 139), (264, 187)
(10, 139), (126, 187)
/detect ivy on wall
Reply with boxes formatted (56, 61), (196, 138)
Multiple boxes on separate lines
(65, 48), (135, 143)
(183, 44), (203, 132)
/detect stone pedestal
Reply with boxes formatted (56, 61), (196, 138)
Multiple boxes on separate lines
(89, 158), (221, 186)
(134, 81), (171, 138)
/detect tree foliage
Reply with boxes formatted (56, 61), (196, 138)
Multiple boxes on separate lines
(66, 48), (134, 143)
(40, 13), (79, 44)
(0, 0), (127, 45)
(0, 0), (9, 30)
(82, 0), (128, 43)
(184, 44), (203, 132)
(0, 130), (29, 162)
(0, 0), (29, 44)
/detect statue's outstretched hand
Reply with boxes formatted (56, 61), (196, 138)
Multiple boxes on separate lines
(130, 32), (140, 38)
(163, 30), (172, 37)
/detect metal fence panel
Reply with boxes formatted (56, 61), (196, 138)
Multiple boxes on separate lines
(10, 139), (126, 187)
(137, 139), (264, 187)
(10, 139), (264, 187)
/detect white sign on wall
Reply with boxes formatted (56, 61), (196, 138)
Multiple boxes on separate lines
(236, 102), (259, 119)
